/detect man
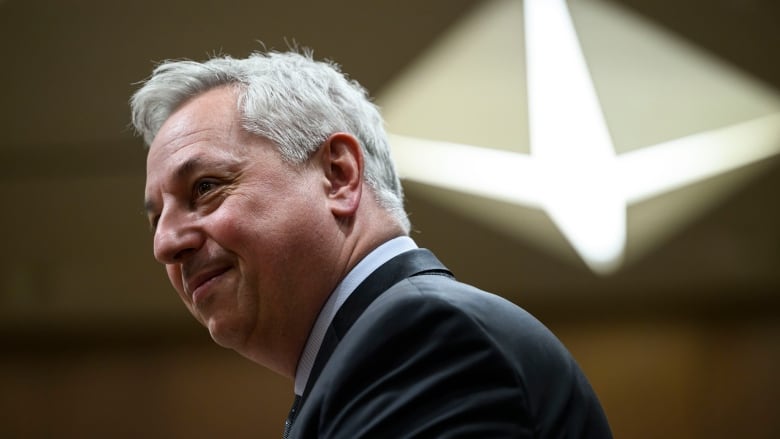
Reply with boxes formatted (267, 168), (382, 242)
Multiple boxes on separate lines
(132, 50), (612, 438)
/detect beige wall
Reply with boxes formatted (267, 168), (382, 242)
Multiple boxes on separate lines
(2, 311), (778, 438)
(561, 317), (780, 438)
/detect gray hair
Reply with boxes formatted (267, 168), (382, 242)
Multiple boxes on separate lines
(130, 50), (410, 233)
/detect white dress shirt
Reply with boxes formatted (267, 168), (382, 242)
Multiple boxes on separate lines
(293, 236), (418, 396)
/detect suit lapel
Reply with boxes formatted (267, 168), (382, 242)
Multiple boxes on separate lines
(299, 248), (452, 403)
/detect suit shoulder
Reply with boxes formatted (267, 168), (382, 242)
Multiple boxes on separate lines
(298, 274), (612, 438)
(354, 274), (576, 378)
(370, 273), (556, 342)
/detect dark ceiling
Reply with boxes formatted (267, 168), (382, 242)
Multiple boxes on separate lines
(0, 0), (778, 336)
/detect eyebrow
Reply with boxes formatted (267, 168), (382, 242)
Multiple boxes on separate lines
(143, 157), (206, 217)
(143, 154), (246, 219)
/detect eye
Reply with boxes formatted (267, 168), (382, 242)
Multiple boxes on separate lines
(194, 179), (218, 197)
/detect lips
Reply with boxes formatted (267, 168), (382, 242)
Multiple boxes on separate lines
(184, 265), (231, 301)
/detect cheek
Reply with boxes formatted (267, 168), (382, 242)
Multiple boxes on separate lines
(212, 199), (273, 253)
(166, 265), (186, 297)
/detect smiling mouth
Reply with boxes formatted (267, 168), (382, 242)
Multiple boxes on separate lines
(187, 267), (231, 302)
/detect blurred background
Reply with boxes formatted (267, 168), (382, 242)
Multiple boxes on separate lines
(1, 0), (779, 437)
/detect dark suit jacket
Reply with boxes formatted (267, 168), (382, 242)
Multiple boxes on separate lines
(289, 249), (612, 438)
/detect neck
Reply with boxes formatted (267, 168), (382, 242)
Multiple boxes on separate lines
(241, 194), (406, 380)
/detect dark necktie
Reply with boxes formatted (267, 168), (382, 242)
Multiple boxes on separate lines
(282, 394), (302, 439)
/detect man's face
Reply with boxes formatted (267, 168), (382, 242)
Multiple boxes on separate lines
(144, 86), (337, 371)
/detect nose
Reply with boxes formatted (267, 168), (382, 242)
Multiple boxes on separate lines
(153, 207), (203, 264)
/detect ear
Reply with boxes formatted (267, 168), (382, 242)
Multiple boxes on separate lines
(317, 132), (364, 218)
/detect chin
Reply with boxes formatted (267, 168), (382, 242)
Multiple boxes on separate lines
(206, 316), (247, 350)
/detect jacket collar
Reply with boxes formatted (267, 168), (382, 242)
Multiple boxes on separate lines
(300, 248), (452, 402)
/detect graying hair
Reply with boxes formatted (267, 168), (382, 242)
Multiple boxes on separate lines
(130, 50), (409, 233)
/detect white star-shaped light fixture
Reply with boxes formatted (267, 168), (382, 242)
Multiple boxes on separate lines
(382, 0), (780, 274)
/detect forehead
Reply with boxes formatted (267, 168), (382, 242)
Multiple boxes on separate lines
(143, 88), (250, 208)
(148, 86), (241, 162)
(146, 88), (244, 175)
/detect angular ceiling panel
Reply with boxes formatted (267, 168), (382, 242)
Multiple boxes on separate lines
(380, 0), (780, 274)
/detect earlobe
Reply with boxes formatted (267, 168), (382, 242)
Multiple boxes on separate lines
(320, 133), (363, 217)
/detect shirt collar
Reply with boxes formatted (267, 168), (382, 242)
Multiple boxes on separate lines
(293, 236), (418, 395)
